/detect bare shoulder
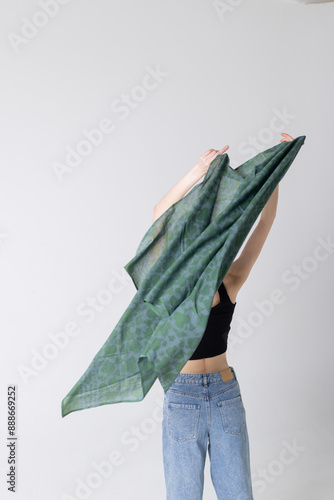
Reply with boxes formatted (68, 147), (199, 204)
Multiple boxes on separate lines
(222, 271), (246, 305)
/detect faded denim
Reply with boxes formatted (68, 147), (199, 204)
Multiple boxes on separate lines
(162, 366), (254, 500)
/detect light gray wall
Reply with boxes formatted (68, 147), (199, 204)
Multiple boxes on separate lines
(0, 1), (333, 499)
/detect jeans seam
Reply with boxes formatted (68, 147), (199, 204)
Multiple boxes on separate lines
(166, 381), (238, 398)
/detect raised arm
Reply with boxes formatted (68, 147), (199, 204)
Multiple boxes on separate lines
(152, 168), (202, 223)
(153, 146), (229, 223)
(227, 132), (294, 287)
(227, 184), (279, 286)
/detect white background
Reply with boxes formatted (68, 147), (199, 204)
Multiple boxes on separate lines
(0, 1), (333, 499)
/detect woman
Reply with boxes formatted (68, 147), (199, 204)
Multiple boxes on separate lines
(153, 132), (294, 500)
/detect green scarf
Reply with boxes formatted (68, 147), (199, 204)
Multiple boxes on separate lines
(61, 135), (306, 418)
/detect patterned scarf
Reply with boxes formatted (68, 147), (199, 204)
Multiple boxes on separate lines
(62, 135), (306, 417)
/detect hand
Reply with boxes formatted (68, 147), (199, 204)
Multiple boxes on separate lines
(194, 146), (229, 177)
(280, 132), (294, 143)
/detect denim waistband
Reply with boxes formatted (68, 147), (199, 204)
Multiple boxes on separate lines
(172, 366), (237, 385)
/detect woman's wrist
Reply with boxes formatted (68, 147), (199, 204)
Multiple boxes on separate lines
(189, 163), (207, 183)
(154, 164), (206, 216)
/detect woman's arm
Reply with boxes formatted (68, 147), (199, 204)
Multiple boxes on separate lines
(153, 146), (229, 223)
(152, 167), (203, 223)
(227, 185), (279, 284)
(260, 184), (278, 224)
(227, 132), (294, 285)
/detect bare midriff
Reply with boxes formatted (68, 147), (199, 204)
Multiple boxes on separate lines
(179, 351), (230, 374)
(179, 276), (237, 374)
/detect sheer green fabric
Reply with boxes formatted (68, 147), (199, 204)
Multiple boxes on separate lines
(61, 136), (306, 418)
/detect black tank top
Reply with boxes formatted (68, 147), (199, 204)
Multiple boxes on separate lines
(189, 280), (236, 360)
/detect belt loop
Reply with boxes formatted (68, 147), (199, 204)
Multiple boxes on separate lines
(220, 366), (234, 382)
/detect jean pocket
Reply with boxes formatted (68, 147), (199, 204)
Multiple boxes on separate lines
(217, 395), (246, 435)
(167, 402), (201, 442)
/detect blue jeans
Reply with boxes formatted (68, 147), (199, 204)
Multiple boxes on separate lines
(162, 366), (254, 500)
